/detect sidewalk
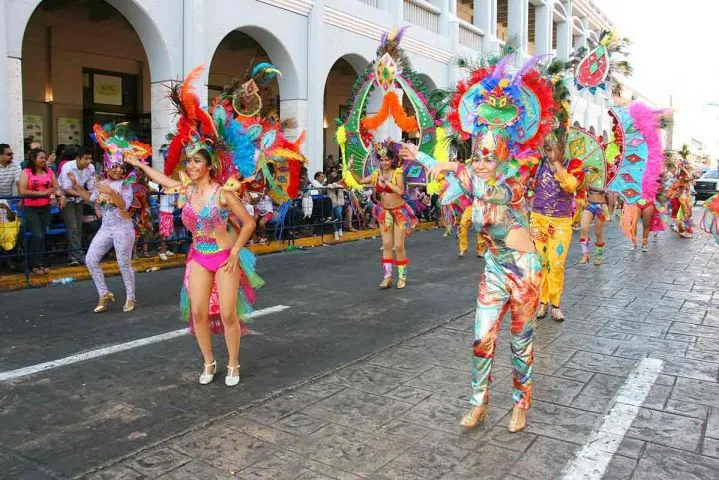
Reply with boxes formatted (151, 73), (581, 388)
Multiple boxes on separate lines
(0, 222), (438, 291)
(86, 233), (719, 480)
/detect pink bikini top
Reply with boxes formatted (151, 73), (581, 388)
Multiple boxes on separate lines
(181, 185), (230, 254)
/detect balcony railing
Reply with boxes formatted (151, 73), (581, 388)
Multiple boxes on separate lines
(357, 0), (378, 7)
(403, 0), (440, 33)
(458, 20), (483, 51)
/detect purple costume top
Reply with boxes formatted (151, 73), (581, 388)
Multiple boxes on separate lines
(531, 158), (575, 218)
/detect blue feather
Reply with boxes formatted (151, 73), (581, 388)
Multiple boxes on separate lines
(224, 120), (257, 178)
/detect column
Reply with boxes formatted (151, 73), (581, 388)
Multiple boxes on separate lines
(0, 0), (8, 150)
(150, 81), (173, 171)
(534, 3), (552, 55)
(556, 1), (572, 60)
(306, 0), (324, 177)
(436, 0), (453, 37)
(183, 0), (207, 97)
(508, 0), (528, 58)
(389, 0), (404, 27)
(7, 57), (23, 161)
(475, 0), (498, 53)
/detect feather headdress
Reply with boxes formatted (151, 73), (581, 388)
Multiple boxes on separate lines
(91, 123), (151, 170)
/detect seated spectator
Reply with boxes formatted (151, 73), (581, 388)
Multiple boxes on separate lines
(0, 200), (20, 268)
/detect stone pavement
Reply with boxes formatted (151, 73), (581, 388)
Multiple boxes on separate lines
(86, 232), (719, 480)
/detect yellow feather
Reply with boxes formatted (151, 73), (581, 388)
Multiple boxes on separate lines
(433, 127), (449, 163)
(426, 180), (441, 195)
(335, 125), (347, 146)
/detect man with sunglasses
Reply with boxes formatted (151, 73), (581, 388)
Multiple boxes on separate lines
(0, 144), (21, 198)
(528, 133), (584, 322)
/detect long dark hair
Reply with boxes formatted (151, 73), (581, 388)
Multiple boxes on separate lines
(27, 148), (47, 174)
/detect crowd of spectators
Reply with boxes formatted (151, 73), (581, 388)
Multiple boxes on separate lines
(0, 143), (440, 275)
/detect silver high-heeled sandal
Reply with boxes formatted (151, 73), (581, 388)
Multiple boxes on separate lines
(199, 359), (216, 385)
(225, 365), (241, 387)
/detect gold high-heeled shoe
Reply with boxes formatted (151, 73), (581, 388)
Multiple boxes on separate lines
(93, 293), (115, 313)
(460, 405), (488, 428)
(378, 278), (393, 289)
(123, 299), (136, 312)
(508, 407), (527, 433)
(396, 277), (406, 289)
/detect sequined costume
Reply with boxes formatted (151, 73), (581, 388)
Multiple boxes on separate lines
(179, 185), (263, 336)
(85, 180), (136, 301)
(371, 168), (418, 235)
(455, 164), (541, 409)
(529, 157), (583, 308)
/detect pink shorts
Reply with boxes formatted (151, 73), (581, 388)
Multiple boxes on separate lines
(159, 212), (174, 238)
(257, 212), (273, 223)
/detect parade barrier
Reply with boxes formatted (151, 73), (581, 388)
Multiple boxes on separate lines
(0, 191), (439, 291)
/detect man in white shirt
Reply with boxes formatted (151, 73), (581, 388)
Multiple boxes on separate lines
(58, 146), (96, 265)
(0, 144), (21, 198)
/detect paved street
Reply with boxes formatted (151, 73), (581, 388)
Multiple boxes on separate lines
(1, 220), (719, 479)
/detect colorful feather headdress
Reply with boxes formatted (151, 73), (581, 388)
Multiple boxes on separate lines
(447, 54), (555, 181)
(165, 66), (258, 189)
(91, 123), (151, 170)
(210, 63), (307, 203)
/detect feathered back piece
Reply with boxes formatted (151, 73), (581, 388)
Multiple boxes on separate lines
(91, 122), (151, 170)
(569, 29), (632, 94)
(165, 66), (219, 177)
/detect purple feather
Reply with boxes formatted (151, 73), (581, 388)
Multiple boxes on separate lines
(393, 25), (410, 44)
(491, 54), (514, 81)
(512, 55), (550, 84)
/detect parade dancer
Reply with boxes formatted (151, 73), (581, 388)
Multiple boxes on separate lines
(348, 142), (417, 289)
(668, 160), (695, 238)
(70, 124), (151, 313)
(529, 135), (584, 321)
(457, 204), (486, 258)
(409, 53), (555, 432)
(126, 67), (262, 387)
(578, 188), (608, 265)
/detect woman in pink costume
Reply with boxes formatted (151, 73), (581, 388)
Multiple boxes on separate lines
(126, 68), (261, 387)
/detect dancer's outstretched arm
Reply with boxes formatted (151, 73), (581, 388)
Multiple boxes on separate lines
(125, 156), (181, 190)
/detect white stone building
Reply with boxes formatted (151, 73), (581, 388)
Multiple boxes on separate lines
(1, 0), (616, 176)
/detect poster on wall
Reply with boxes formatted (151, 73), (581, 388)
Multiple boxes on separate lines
(57, 117), (82, 145)
(93, 74), (123, 105)
(23, 115), (44, 147)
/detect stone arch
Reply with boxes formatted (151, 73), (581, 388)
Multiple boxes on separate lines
(322, 54), (372, 167)
(11, 0), (172, 81)
(207, 25), (300, 101)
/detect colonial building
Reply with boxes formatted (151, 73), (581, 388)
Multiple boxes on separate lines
(2, 0), (615, 175)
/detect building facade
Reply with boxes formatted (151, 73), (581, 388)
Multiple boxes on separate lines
(2, 0), (615, 176)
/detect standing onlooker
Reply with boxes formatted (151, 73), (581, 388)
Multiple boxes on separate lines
(255, 193), (274, 244)
(59, 146), (96, 265)
(158, 191), (178, 260)
(18, 149), (61, 274)
(0, 144), (21, 198)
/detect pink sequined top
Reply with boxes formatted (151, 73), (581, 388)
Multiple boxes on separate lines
(181, 185), (230, 255)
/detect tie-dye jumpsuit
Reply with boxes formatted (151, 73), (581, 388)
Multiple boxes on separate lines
(85, 180), (136, 301)
(455, 165), (542, 410)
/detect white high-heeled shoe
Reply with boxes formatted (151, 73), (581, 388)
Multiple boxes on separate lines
(199, 360), (216, 385)
(225, 365), (241, 387)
